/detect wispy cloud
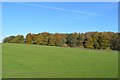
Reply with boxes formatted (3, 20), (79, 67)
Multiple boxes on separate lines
(15, 2), (115, 18)
(2, 0), (119, 2)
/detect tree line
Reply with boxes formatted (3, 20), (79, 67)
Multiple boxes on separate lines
(3, 32), (120, 51)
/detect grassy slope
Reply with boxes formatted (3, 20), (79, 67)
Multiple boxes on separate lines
(2, 43), (118, 78)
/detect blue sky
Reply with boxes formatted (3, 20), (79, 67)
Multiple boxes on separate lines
(2, 2), (118, 40)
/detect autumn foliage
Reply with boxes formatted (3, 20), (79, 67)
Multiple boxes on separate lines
(3, 32), (120, 51)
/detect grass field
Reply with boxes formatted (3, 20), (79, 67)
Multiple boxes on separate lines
(2, 43), (118, 78)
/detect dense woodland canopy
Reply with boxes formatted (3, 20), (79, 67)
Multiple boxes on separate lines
(3, 32), (120, 51)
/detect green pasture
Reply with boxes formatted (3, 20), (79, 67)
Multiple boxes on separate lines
(2, 43), (118, 78)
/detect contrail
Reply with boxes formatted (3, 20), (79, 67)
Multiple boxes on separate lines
(14, 2), (115, 18)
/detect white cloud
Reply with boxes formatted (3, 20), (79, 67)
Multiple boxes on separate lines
(14, 2), (114, 18)
(2, 0), (119, 2)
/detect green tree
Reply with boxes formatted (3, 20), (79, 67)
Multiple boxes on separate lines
(48, 35), (56, 46)
(41, 32), (50, 45)
(98, 33), (110, 49)
(83, 36), (94, 49)
(12, 35), (24, 43)
(3, 31), (119, 51)
(77, 33), (84, 47)
(110, 33), (120, 51)
(3, 36), (15, 43)
(67, 33), (78, 47)
(36, 34), (44, 45)
(91, 32), (99, 49)
(54, 33), (63, 46)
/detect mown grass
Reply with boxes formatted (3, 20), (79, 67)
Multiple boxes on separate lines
(2, 43), (118, 78)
